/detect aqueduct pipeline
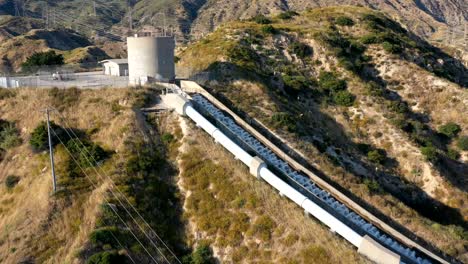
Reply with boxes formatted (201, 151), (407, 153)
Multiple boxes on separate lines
(161, 82), (449, 264)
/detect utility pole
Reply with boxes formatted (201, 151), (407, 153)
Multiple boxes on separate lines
(45, 3), (49, 30)
(93, 0), (97, 16)
(127, 0), (133, 32)
(42, 108), (57, 193)
(52, 8), (56, 28)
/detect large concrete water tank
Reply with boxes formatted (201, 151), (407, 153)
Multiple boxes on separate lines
(127, 35), (175, 85)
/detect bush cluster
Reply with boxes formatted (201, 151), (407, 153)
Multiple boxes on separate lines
(318, 71), (347, 93)
(183, 242), (215, 264)
(0, 119), (21, 150)
(227, 45), (259, 71)
(5, 175), (20, 189)
(282, 74), (313, 94)
(457, 136), (468, 151)
(335, 16), (354, 26)
(87, 251), (127, 264)
(382, 41), (402, 54)
(363, 179), (382, 194)
(66, 138), (108, 168)
(420, 145), (438, 162)
(277, 11), (299, 20)
(0, 88), (15, 100)
(261, 25), (277, 35)
(21, 50), (64, 72)
(438, 122), (461, 138)
(289, 42), (313, 58)
(29, 121), (66, 151)
(317, 30), (367, 72)
(318, 71), (355, 106)
(249, 215), (276, 241)
(271, 112), (297, 132)
(367, 149), (386, 164)
(253, 15), (271, 24)
(333, 90), (355, 107)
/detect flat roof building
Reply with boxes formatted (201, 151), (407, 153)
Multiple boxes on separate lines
(100, 59), (129, 77)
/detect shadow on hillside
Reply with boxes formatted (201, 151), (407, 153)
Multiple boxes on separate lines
(400, 37), (468, 88)
(194, 61), (465, 263)
(365, 13), (468, 88)
(360, 58), (468, 193)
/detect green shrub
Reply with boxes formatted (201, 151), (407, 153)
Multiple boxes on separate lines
(367, 150), (386, 164)
(86, 251), (127, 264)
(363, 179), (382, 194)
(438, 122), (461, 138)
(227, 45), (259, 70)
(5, 175), (20, 189)
(335, 16), (354, 26)
(271, 112), (296, 132)
(29, 121), (65, 152)
(190, 242), (215, 264)
(387, 100), (409, 114)
(457, 136), (468, 151)
(253, 15), (271, 24)
(250, 215), (276, 241)
(161, 132), (175, 144)
(447, 149), (460, 160)
(21, 50), (64, 72)
(362, 14), (385, 30)
(0, 121), (21, 149)
(89, 227), (120, 246)
(360, 34), (378, 44)
(333, 90), (355, 107)
(382, 41), (402, 54)
(289, 42), (312, 58)
(365, 81), (384, 97)
(125, 148), (162, 175)
(421, 145), (438, 162)
(66, 139), (108, 168)
(0, 88), (15, 100)
(318, 71), (347, 93)
(277, 11), (298, 20)
(282, 75), (313, 94)
(261, 25), (277, 34)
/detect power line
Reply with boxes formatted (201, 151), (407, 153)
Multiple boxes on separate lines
(49, 128), (160, 264)
(54, 111), (181, 263)
(53, 13), (123, 42)
(53, 112), (180, 264)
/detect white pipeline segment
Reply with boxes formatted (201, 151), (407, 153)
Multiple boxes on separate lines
(185, 105), (253, 166)
(260, 167), (363, 247)
(178, 97), (364, 247)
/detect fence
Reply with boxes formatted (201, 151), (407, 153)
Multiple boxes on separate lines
(0, 63), (130, 89)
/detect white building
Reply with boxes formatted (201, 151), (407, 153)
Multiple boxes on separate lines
(100, 59), (129, 77)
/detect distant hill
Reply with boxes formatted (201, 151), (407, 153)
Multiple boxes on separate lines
(0, 0), (466, 51)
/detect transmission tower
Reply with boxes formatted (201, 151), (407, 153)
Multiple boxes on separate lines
(13, 0), (21, 17)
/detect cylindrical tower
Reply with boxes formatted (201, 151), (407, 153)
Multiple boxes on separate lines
(127, 35), (175, 85)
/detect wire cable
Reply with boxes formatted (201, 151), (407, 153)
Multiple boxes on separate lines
(50, 128), (160, 264)
(53, 112), (178, 264)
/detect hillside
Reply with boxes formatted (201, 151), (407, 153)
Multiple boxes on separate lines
(178, 6), (468, 262)
(0, 86), (372, 263)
